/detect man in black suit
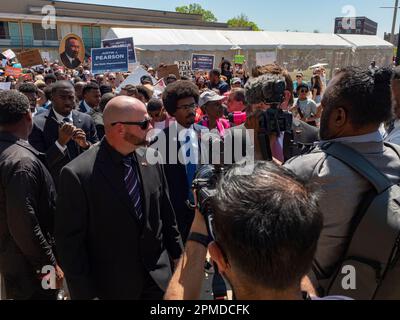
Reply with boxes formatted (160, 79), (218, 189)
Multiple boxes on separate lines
(78, 83), (101, 114)
(60, 36), (82, 69)
(28, 81), (98, 185)
(160, 81), (208, 242)
(0, 90), (63, 300)
(55, 96), (183, 300)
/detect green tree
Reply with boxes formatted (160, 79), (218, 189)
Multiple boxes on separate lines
(175, 3), (218, 22)
(227, 14), (260, 31)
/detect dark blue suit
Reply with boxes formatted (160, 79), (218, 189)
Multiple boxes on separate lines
(28, 108), (98, 186)
(161, 123), (207, 241)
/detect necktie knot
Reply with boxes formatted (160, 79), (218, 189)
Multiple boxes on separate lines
(122, 156), (133, 167)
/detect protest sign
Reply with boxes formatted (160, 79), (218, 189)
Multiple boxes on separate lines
(2, 49), (16, 60)
(102, 37), (136, 63)
(191, 54), (215, 71)
(91, 47), (129, 74)
(174, 60), (194, 78)
(41, 51), (50, 62)
(17, 49), (44, 68)
(157, 64), (180, 80)
(116, 65), (157, 93)
(256, 52), (277, 66)
(4, 66), (22, 77)
(59, 33), (85, 69)
(0, 82), (11, 91)
(234, 55), (245, 65)
(2, 59), (7, 67)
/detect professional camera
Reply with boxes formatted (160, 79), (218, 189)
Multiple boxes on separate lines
(192, 164), (227, 240)
(192, 164), (229, 299)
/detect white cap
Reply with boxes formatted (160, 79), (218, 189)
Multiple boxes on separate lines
(199, 90), (225, 107)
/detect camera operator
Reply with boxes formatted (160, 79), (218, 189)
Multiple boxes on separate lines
(226, 71), (319, 164)
(164, 161), (343, 300)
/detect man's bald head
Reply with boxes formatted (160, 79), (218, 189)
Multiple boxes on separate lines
(103, 96), (152, 154)
(103, 96), (147, 127)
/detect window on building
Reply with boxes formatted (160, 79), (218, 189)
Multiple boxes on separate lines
(0, 21), (10, 39)
(32, 23), (58, 41)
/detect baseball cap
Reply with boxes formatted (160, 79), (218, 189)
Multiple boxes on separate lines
(231, 77), (242, 85)
(199, 90), (225, 107)
(140, 75), (153, 85)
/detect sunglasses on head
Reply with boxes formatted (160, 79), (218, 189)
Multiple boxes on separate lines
(111, 119), (151, 130)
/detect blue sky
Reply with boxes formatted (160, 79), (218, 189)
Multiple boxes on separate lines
(62, 0), (399, 37)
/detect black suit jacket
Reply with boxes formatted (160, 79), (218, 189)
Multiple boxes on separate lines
(28, 108), (98, 186)
(60, 52), (82, 69)
(161, 123), (207, 241)
(55, 139), (183, 300)
(0, 132), (57, 299)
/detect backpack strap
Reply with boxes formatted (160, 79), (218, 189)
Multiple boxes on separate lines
(320, 142), (400, 299)
(320, 142), (393, 194)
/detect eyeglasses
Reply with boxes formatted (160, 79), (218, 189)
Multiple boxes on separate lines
(300, 89), (309, 93)
(176, 103), (197, 111)
(109, 78), (116, 80)
(111, 119), (151, 130)
(296, 76), (302, 78)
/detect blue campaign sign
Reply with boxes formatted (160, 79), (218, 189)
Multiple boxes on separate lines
(91, 47), (129, 74)
(191, 54), (215, 71)
(102, 37), (136, 63)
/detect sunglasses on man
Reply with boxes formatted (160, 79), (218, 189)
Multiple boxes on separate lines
(111, 119), (151, 130)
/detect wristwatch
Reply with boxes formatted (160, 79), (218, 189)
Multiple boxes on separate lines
(187, 232), (211, 248)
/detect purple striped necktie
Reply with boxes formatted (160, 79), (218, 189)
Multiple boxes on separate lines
(123, 156), (143, 221)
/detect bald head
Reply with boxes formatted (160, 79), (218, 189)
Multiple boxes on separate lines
(103, 96), (152, 154)
(103, 96), (147, 127)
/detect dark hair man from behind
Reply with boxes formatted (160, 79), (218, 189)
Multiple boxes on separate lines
(0, 90), (62, 300)
(285, 67), (400, 298)
(165, 161), (325, 300)
(18, 83), (39, 113)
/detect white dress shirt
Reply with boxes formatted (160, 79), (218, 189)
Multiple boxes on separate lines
(53, 109), (73, 153)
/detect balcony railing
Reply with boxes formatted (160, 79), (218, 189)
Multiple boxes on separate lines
(0, 37), (60, 48)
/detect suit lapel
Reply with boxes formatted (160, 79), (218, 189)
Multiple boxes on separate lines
(72, 110), (83, 128)
(44, 109), (61, 147)
(96, 142), (135, 214)
(134, 150), (151, 224)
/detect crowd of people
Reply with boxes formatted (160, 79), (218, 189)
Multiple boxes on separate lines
(1, 52), (400, 301)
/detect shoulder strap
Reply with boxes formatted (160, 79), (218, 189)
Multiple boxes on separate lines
(320, 142), (393, 194)
(323, 142), (400, 299)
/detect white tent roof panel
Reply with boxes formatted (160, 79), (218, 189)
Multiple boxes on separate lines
(105, 28), (233, 51)
(105, 28), (393, 51)
(265, 31), (352, 49)
(336, 34), (394, 49)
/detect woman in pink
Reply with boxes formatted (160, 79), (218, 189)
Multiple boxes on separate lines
(198, 91), (230, 137)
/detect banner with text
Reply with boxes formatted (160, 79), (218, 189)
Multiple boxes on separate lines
(191, 54), (215, 71)
(102, 37), (136, 63)
(91, 47), (129, 74)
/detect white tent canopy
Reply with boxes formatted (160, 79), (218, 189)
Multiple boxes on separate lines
(265, 31), (353, 50)
(218, 30), (278, 50)
(105, 28), (233, 51)
(105, 27), (393, 52)
(337, 34), (394, 50)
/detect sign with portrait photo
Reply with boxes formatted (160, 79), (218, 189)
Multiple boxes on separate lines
(59, 33), (85, 69)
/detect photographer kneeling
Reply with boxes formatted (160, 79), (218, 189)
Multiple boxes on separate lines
(165, 161), (332, 300)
